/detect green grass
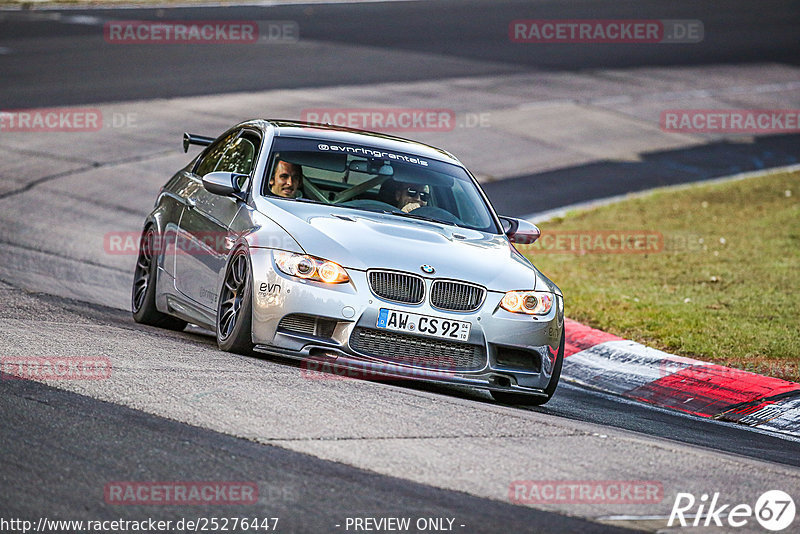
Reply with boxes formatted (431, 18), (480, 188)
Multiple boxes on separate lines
(521, 169), (800, 382)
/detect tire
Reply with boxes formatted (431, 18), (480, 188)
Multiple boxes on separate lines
(216, 248), (254, 354)
(131, 226), (187, 331)
(491, 331), (565, 406)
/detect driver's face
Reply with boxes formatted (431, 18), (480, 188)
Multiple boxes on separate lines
(271, 161), (302, 198)
(396, 183), (429, 210)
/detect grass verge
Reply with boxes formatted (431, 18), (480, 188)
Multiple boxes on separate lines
(520, 168), (800, 382)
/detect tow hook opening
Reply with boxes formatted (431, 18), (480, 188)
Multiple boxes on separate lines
(489, 375), (512, 388)
(308, 347), (339, 360)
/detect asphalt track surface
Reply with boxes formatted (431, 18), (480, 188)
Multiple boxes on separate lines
(2, 0), (799, 215)
(1, 0), (799, 107)
(1, 364), (620, 533)
(1, 1), (800, 532)
(2, 289), (799, 531)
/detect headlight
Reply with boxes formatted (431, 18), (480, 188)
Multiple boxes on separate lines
(500, 291), (554, 315)
(274, 251), (350, 284)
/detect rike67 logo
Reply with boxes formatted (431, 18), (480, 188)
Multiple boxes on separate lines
(669, 490), (795, 531)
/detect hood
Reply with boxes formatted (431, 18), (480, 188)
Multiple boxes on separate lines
(254, 199), (552, 293)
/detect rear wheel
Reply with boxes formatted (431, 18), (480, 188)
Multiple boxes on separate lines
(131, 226), (187, 331)
(491, 331), (564, 406)
(216, 248), (254, 354)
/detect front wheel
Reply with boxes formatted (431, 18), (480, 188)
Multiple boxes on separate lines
(491, 331), (564, 406)
(216, 248), (254, 354)
(131, 227), (187, 331)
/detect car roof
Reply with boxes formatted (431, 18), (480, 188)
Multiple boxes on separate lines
(243, 119), (462, 165)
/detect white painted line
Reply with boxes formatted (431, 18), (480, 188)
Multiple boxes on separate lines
(13, 0), (421, 12)
(525, 163), (800, 223)
(517, 99), (577, 110)
(61, 15), (103, 26)
(516, 81), (800, 112)
(598, 514), (728, 521)
(589, 95), (632, 106)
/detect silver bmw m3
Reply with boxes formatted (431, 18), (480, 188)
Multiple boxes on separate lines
(132, 120), (564, 404)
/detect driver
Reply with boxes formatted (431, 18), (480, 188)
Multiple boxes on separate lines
(393, 182), (430, 213)
(270, 160), (303, 198)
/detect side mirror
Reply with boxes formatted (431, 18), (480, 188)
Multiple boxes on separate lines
(499, 216), (540, 245)
(202, 172), (248, 199)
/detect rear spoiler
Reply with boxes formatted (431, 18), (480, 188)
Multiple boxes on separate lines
(183, 132), (215, 153)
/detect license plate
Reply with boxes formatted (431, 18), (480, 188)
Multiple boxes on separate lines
(376, 309), (471, 341)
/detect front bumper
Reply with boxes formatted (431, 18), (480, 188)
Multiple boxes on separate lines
(249, 248), (564, 393)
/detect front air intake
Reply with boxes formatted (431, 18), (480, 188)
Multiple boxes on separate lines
(430, 280), (486, 312)
(278, 314), (337, 339)
(367, 270), (425, 304)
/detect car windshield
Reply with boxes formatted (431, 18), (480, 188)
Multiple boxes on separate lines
(261, 136), (499, 233)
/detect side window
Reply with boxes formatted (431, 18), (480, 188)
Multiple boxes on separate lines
(194, 130), (260, 192)
(194, 131), (237, 177)
(217, 136), (256, 176)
